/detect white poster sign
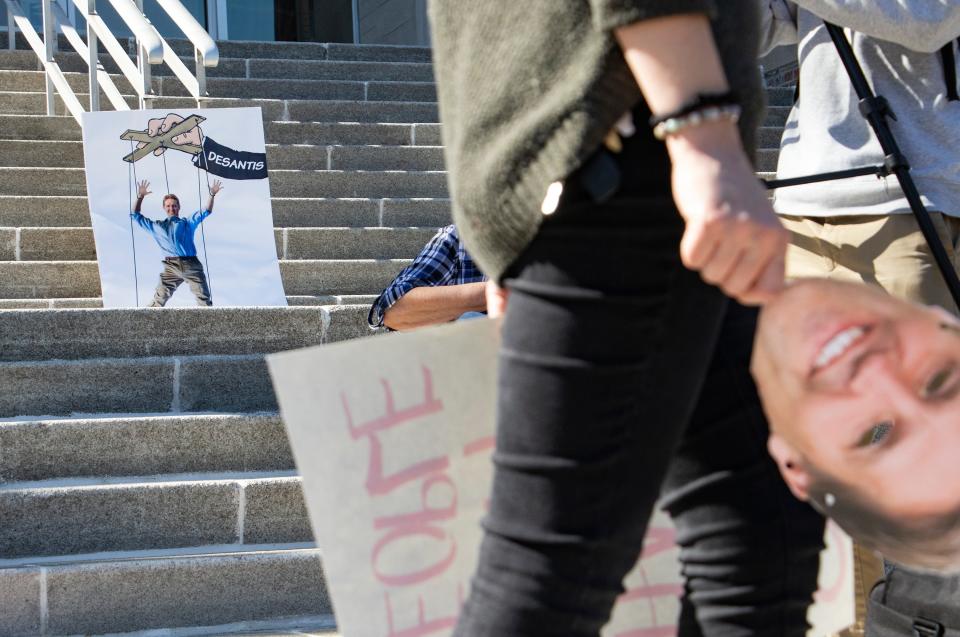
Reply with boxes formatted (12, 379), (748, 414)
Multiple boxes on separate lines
(269, 319), (852, 637)
(81, 107), (285, 307)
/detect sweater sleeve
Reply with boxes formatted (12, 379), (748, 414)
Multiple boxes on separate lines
(587, 0), (717, 32)
(792, 0), (960, 53)
(759, 0), (799, 57)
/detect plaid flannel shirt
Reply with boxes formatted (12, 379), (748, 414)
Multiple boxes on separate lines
(368, 225), (487, 328)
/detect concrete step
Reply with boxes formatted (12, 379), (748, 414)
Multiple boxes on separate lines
(0, 306), (340, 361)
(0, 167), (449, 198)
(0, 302), (374, 359)
(265, 121), (440, 146)
(0, 114), (441, 146)
(0, 258), (400, 299)
(764, 106), (790, 127)
(164, 37), (432, 63)
(0, 139), (446, 171)
(10, 31), (432, 63)
(0, 473), (310, 558)
(0, 293), (377, 310)
(0, 49), (434, 83)
(0, 195), (452, 228)
(0, 91), (441, 122)
(0, 546), (332, 636)
(0, 413), (292, 482)
(757, 148), (778, 172)
(0, 69), (439, 102)
(0, 294), (377, 310)
(0, 297), (103, 309)
(0, 351), (277, 417)
(279, 226), (436, 259)
(0, 303), (373, 409)
(247, 58), (433, 83)
(767, 86), (794, 106)
(3, 226), (436, 261)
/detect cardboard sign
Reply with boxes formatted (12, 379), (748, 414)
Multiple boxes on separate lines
(81, 107), (285, 308)
(269, 319), (852, 636)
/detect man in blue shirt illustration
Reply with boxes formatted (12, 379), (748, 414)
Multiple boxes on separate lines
(131, 178), (223, 307)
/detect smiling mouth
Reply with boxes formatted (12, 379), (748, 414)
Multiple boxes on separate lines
(812, 325), (869, 373)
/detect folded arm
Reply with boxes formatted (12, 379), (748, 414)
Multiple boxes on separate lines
(383, 282), (487, 331)
(368, 225), (482, 329)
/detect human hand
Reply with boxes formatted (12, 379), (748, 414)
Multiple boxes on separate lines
(138, 113), (203, 157)
(136, 179), (151, 199)
(485, 280), (509, 318)
(666, 121), (788, 305)
(209, 179), (224, 197)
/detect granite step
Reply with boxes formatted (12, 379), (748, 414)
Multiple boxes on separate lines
(0, 293), (377, 310)
(1, 226), (436, 261)
(10, 31), (431, 62)
(0, 303), (374, 358)
(0, 49), (433, 82)
(0, 91), (441, 122)
(0, 473), (310, 558)
(0, 167), (449, 198)
(0, 259), (403, 298)
(0, 352), (279, 417)
(0, 546), (332, 636)
(0, 413), (292, 482)
(163, 38), (432, 63)
(0, 114), (441, 146)
(0, 140), (446, 171)
(0, 195), (452, 228)
(0, 69), (439, 102)
(0, 306), (337, 361)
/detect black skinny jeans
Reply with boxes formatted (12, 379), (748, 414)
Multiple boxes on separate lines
(453, 127), (825, 636)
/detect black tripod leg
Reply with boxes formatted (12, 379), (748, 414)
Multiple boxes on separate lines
(823, 22), (960, 309)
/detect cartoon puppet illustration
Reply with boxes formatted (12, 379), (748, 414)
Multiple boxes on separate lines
(120, 112), (268, 307)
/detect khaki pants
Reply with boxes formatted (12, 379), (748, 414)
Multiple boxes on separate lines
(150, 256), (213, 307)
(781, 212), (960, 634)
(782, 213), (960, 313)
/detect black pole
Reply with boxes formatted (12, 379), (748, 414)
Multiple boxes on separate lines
(764, 165), (887, 190)
(822, 22), (960, 309)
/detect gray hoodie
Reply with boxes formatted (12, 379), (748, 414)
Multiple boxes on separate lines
(761, 0), (960, 217)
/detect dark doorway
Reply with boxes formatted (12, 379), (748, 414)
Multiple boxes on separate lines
(275, 0), (354, 43)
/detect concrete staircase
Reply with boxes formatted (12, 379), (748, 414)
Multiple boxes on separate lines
(0, 36), (796, 636)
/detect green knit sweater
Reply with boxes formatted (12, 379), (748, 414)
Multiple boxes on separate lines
(428, 0), (764, 281)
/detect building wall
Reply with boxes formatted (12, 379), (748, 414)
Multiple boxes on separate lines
(357, 0), (428, 46)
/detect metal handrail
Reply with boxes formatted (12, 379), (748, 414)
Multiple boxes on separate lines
(3, 0), (86, 123)
(153, 0), (218, 102)
(70, 0), (161, 109)
(54, 1), (127, 110)
(4, 0), (218, 119)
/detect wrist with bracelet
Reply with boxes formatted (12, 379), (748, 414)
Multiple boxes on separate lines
(649, 91), (741, 141)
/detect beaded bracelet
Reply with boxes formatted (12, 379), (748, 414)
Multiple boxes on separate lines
(649, 92), (742, 141)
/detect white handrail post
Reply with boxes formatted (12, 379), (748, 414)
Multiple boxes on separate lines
(6, 3), (15, 49)
(195, 46), (204, 105)
(86, 0), (99, 111)
(139, 37), (152, 107)
(41, 0), (56, 115)
(133, 0), (151, 108)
